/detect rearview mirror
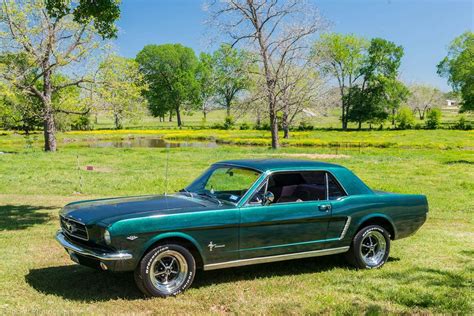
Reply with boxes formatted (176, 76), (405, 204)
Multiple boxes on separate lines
(263, 191), (274, 206)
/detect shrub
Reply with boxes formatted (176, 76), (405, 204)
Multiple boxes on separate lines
(454, 116), (472, 130)
(395, 106), (415, 129)
(425, 108), (442, 129)
(296, 120), (314, 131)
(239, 122), (250, 130)
(255, 122), (270, 130)
(223, 115), (235, 130)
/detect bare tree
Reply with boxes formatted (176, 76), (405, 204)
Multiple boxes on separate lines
(407, 84), (444, 120)
(0, 0), (102, 151)
(207, 0), (325, 149)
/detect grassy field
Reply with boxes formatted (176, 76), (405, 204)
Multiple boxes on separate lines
(0, 129), (473, 314)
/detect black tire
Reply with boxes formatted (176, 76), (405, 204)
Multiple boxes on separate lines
(345, 225), (391, 269)
(134, 244), (196, 297)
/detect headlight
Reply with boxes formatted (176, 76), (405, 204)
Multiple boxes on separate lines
(104, 229), (111, 245)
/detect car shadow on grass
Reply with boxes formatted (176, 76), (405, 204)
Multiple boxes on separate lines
(26, 254), (353, 301)
(0, 204), (55, 230)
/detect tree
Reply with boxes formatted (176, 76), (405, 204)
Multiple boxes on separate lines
(212, 44), (253, 117)
(437, 31), (474, 112)
(136, 44), (200, 128)
(345, 38), (407, 129)
(0, 0), (103, 151)
(425, 108), (442, 129)
(312, 33), (369, 129)
(407, 84), (444, 119)
(395, 105), (415, 129)
(96, 55), (147, 129)
(45, 0), (121, 39)
(196, 52), (215, 121)
(208, 0), (324, 149)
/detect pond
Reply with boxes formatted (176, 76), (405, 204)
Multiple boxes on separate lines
(87, 137), (218, 149)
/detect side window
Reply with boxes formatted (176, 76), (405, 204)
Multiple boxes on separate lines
(327, 173), (346, 200)
(268, 171), (326, 203)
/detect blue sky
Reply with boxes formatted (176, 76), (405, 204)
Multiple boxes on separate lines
(114, 0), (473, 91)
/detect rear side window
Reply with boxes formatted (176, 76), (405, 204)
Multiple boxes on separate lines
(327, 173), (346, 200)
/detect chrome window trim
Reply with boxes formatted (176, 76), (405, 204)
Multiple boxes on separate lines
(241, 169), (349, 207)
(203, 246), (350, 271)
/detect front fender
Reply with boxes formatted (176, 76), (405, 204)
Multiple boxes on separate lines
(139, 232), (204, 262)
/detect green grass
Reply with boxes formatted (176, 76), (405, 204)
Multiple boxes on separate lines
(0, 130), (473, 314)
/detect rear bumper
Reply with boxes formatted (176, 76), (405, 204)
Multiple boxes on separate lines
(56, 230), (135, 271)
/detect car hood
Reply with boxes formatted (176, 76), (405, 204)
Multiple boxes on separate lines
(60, 194), (215, 225)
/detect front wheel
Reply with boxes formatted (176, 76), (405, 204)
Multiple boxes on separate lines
(345, 225), (391, 269)
(135, 244), (196, 297)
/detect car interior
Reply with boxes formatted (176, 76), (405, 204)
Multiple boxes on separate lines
(249, 171), (346, 204)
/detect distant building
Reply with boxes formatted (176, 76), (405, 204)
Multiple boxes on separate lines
(446, 99), (459, 108)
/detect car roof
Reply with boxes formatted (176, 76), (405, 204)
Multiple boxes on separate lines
(214, 159), (344, 172)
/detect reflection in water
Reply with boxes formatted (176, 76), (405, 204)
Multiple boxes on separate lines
(88, 137), (218, 149)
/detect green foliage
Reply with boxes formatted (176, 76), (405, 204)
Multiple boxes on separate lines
(97, 54), (147, 129)
(212, 44), (253, 116)
(453, 115), (472, 130)
(312, 33), (369, 129)
(136, 44), (200, 127)
(296, 120), (314, 131)
(395, 106), (416, 129)
(425, 108), (442, 129)
(437, 32), (474, 112)
(239, 122), (250, 130)
(223, 115), (235, 130)
(346, 38), (407, 127)
(46, 0), (121, 38)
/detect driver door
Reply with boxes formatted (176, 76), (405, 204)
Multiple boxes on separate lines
(239, 171), (333, 259)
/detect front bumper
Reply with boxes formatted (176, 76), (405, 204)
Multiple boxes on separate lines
(56, 230), (134, 271)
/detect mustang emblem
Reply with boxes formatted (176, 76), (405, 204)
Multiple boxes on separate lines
(65, 222), (75, 232)
(208, 241), (225, 252)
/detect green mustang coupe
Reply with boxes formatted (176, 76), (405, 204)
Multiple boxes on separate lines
(56, 159), (428, 297)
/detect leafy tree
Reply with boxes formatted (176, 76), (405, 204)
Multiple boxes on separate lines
(407, 84), (444, 119)
(0, 0), (103, 151)
(46, 0), (121, 38)
(437, 31), (474, 112)
(346, 38), (406, 129)
(196, 52), (215, 120)
(96, 55), (147, 129)
(395, 106), (415, 129)
(212, 44), (253, 118)
(312, 33), (369, 129)
(136, 44), (200, 127)
(425, 108), (442, 129)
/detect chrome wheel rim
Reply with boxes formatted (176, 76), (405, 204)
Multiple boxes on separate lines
(360, 231), (386, 266)
(150, 250), (188, 294)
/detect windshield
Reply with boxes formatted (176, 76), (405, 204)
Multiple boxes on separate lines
(184, 165), (261, 204)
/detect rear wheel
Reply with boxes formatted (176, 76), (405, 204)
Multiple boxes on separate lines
(135, 244), (196, 297)
(345, 225), (390, 269)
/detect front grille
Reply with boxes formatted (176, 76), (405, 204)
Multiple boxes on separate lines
(60, 216), (89, 241)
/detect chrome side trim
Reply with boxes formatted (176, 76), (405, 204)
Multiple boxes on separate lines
(55, 230), (133, 261)
(203, 246), (349, 271)
(339, 216), (352, 240)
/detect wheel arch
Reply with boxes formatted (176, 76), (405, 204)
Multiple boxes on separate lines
(140, 232), (205, 269)
(354, 214), (397, 240)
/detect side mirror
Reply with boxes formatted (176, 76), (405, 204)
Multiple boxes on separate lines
(263, 191), (274, 206)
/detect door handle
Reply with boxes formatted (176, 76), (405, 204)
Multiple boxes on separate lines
(318, 204), (331, 212)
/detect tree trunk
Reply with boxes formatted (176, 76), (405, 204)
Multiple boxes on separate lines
(282, 105), (289, 139)
(176, 105), (182, 128)
(269, 108), (279, 149)
(169, 110), (173, 122)
(226, 103), (231, 117)
(42, 70), (56, 152)
(114, 112), (122, 129)
(358, 121), (362, 130)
